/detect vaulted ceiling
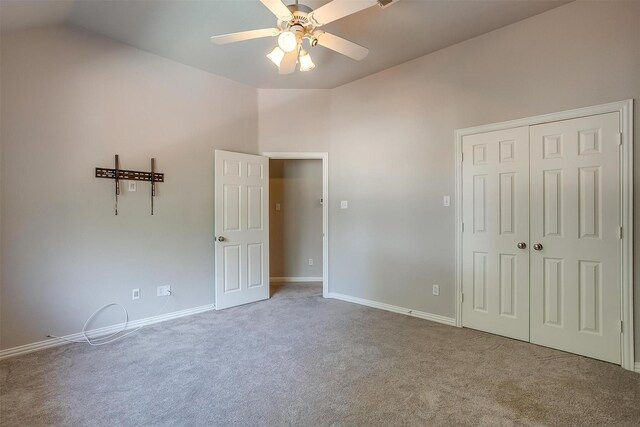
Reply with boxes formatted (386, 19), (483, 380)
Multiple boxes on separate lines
(1, 0), (570, 89)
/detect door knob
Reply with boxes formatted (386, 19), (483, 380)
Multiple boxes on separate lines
(216, 236), (226, 242)
(533, 243), (543, 251)
(517, 242), (527, 249)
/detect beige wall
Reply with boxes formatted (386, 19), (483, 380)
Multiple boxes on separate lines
(269, 159), (323, 279)
(3, 1), (640, 361)
(258, 89), (331, 153)
(0, 26), (258, 349)
(259, 1), (640, 357)
(330, 0), (640, 355)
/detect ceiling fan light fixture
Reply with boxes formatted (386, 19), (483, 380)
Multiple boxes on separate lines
(299, 49), (315, 72)
(211, 0), (390, 74)
(266, 46), (285, 67)
(277, 30), (298, 52)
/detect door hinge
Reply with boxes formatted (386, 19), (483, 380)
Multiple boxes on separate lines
(461, 153), (464, 162)
(461, 293), (464, 303)
(617, 132), (622, 146)
(619, 320), (623, 333)
(461, 222), (465, 232)
(619, 227), (623, 239)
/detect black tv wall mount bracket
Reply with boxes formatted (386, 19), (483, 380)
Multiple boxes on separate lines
(95, 155), (164, 215)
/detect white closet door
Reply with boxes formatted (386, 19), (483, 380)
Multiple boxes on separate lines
(529, 112), (621, 364)
(462, 127), (530, 341)
(214, 150), (270, 310)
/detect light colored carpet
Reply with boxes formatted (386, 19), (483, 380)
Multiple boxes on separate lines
(1, 283), (639, 426)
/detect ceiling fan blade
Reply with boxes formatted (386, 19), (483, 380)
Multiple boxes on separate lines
(316, 32), (369, 60)
(260, 0), (294, 21)
(309, 0), (378, 26)
(211, 28), (279, 45)
(279, 49), (298, 75)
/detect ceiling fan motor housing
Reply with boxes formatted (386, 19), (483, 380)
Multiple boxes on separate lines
(377, 0), (396, 8)
(279, 4), (313, 28)
(278, 4), (318, 46)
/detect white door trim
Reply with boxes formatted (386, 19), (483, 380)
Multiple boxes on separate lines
(454, 99), (634, 371)
(262, 152), (329, 298)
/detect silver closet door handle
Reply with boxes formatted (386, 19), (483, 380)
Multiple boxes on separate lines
(533, 243), (543, 251)
(517, 242), (527, 249)
(216, 236), (226, 242)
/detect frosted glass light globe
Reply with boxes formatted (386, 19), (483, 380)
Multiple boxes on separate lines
(278, 31), (298, 53)
(299, 50), (315, 72)
(266, 46), (285, 67)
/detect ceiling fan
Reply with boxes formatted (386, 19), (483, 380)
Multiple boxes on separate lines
(211, 0), (400, 74)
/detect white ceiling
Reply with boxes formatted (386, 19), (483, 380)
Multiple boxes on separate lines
(1, 0), (570, 89)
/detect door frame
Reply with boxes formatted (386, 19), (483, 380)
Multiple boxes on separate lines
(262, 152), (329, 298)
(454, 99), (634, 371)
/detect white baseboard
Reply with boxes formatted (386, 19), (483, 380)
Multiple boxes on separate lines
(0, 303), (215, 360)
(270, 277), (323, 283)
(327, 292), (456, 327)
(635, 362), (640, 374)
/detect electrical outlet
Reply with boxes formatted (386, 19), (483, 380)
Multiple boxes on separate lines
(432, 285), (440, 296)
(340, 200), (348, 209)
(275, 203), (281, 211)
(128, 181), (137, 192)
(132, 288), (140, 300)
(308, 258), (313, 266)
(443, 195), (450, 207)
(157, 285), (171, 297)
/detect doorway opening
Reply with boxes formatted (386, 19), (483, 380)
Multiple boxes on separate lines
(264, 152), (329, 298)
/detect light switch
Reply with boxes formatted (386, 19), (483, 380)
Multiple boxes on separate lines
(443, 196), (450, 207)
(128, 181), (137, 192)
(340, 200), (348, 209)
(275, 203), (281, 211)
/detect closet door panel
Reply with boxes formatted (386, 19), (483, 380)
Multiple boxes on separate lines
(529, 112), (621, 364)
(462, 127), (530, 341)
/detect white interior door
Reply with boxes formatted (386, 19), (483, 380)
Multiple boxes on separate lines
(215, 150), (269, 310)
(462, 127), (530, 341)
(529, 112), (621, 363)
